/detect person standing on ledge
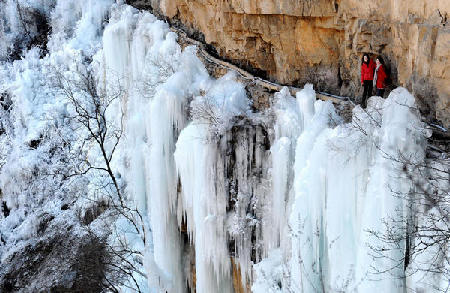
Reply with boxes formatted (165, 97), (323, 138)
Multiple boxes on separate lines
(360, 53), (375, 108)
(373, 56), (387, 97)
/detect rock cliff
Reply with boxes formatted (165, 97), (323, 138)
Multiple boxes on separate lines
(128, 0), (449, 127)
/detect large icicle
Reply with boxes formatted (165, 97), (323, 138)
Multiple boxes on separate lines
(266, 87), (301, 252)
(175, 123), (234, 293)
(289, 96), (342, 293)
(148, 47), (210, 292)
(174, 72), (250, 293)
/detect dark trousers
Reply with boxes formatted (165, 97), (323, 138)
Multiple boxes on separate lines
(376, 88), (385, 97)
(361, 80), (373, 108)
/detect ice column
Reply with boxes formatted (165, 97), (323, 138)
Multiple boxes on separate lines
(174, 123), (234, 293)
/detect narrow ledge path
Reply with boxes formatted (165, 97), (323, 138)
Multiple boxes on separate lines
(171, 27), (349, 105)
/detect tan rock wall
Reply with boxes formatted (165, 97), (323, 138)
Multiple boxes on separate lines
(129, 0), (449, 127)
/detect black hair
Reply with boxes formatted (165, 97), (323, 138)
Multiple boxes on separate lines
(361, 53), (370, 65)
(376, 56), (385, 66)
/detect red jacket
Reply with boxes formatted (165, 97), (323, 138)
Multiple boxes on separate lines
(374, 64), (387, 89)
(361, 60), (375, 84)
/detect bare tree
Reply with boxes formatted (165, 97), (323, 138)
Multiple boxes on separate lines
(51, 64), (148, 292)
(366, 154), (449, 288)
(353, 102), (450, 290)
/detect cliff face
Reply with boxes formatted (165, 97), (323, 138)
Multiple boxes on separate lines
(129, 0), (449, 127)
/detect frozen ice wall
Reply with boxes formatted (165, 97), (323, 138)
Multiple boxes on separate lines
(248, 85), (441, 292)
(85, 5), (446, 292)
(286, 88), (431, 292)
(102, 5), (252, 291)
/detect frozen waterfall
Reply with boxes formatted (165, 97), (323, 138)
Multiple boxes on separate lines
(0, 1), (447, 292)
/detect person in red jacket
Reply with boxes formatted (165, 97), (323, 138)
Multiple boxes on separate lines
(373, 56), (387, 97)
(360, 53), (375, 108)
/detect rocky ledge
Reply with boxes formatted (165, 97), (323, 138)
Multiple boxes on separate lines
(127, 0), (449, 128)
